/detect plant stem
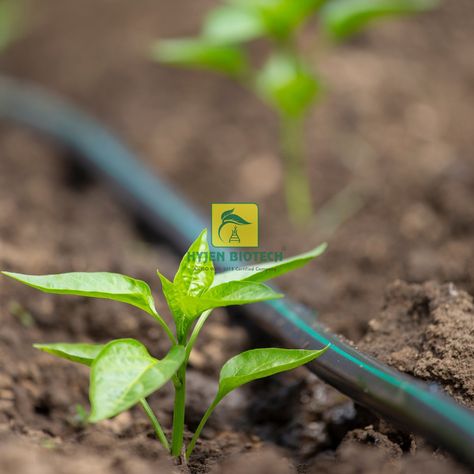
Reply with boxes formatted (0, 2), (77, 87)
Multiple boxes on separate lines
(140, 398), (169, 452)
(185, 397), (220, 461)
(280, 114), (313, 224)
(185, 310), (211, 363)
(148, 308), (177, 345)
(168, 311), (213, 457)
(171, 364), (186, 456)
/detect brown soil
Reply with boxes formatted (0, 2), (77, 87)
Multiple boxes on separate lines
(361, 280), (474, 409)
(1, 0), (474, 472)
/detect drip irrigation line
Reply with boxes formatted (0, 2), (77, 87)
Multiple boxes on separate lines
(1, 76), (473, 467)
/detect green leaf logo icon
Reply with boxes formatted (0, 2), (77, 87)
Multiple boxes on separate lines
(218, 209), (251, 242)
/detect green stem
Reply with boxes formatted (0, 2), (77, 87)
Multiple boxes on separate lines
(171, 364), (186, 456)
(186, 397), (220, 461)
(185, 310), (211, 364)
(148, 308), (177, 345)
(280, 114), (313, 224)
(140, 398), (169, 452)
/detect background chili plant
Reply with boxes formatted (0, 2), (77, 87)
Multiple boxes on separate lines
(0, 0), (23, 51)
(152, 0), (438, 224)
(2, 229), (328, 460)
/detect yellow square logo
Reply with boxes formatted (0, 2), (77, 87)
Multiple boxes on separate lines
(211, 203), (259, 248)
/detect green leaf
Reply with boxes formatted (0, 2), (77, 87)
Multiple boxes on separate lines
(202, 5), (265, 43)
(0, 0), (22, 51)
(181, 281), (283, 317)
(255, 52), (320, 118)
(157, 271), (189, 340)
(229, 0), (325, 39)
(1, 271), (158, 316)
(320, 0), (439, 40)
(157, 272), (181, 318)
(217, 347), (329, 399)
(34, 342), (105, 366)
(174, 229), (215, 298)
(213, 242), (327, 286)
(89, 340), (185, 422)
(221, 208), (235, 220)
(222, 213), (251, 225)
(158, 229), (215, 340)
(152, 38), (248, 77)
(185, 345), (328, 459)
(260, 0), (326, 38)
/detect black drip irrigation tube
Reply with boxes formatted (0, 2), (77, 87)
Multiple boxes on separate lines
(1, 75), (473, 467)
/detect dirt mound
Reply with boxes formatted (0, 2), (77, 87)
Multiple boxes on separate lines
(360, 280), (474, 408)
(0, 434), (175, 474)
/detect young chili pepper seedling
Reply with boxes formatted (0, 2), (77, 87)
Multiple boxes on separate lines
(2, 229), (328, 460)
(152, 0), (438, 224)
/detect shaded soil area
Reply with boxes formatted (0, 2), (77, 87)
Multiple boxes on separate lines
(1, 0), (474, 472)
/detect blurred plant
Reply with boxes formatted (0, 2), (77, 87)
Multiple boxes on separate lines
(0, 0), (23, 51)
(2, 229), (328, 461)
(152, 0), (438, 224)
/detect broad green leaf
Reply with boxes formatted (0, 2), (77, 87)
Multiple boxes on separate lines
(157, 271), (188, 340)
(255, 52), (320, 118)
(34, 342), (105, 366)
(1, 271), (158, 316)
(203, 5), (265, 43)
(158, 229), (215, 340)
(217, 347), (329, 399)
(185, 345), (328, 460)
(259, 0), (326, 38)
(229, 0), (325, 39)
(152, 38), (248, 77)
(320, 0), (439, 40)
(89, 340), (185, 422)
(174, 229), (215, 298)
(213, 242), (327, 286)
(157, 272), (180, 317)
(180, 280), (283, 317)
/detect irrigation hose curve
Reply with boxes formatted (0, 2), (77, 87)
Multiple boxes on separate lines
(1, 76), (473, 467)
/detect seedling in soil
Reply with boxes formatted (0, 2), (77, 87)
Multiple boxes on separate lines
(2, 229), (328, 461)
(152, 0), (438, 224)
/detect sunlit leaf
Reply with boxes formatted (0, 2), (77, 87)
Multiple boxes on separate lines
(33, 342), (105, 366)
(181, 280), (283, 316)
(158, 229), (216, 340)
(320, 0), (439, 40)
(213, 243), (327, 286)
(174, 229), (214, 298)
(203, 5), (265, 43)
(1, 271), (158, 316)
(157, 271), (187, 339)
(255, 52), (320, 118)
(186, 345), (329, 459)
(229, 0), (325, 39)
(89, 340), (185, 422)
(217, 346), (329, 399)
(152, 38), (248, 77)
